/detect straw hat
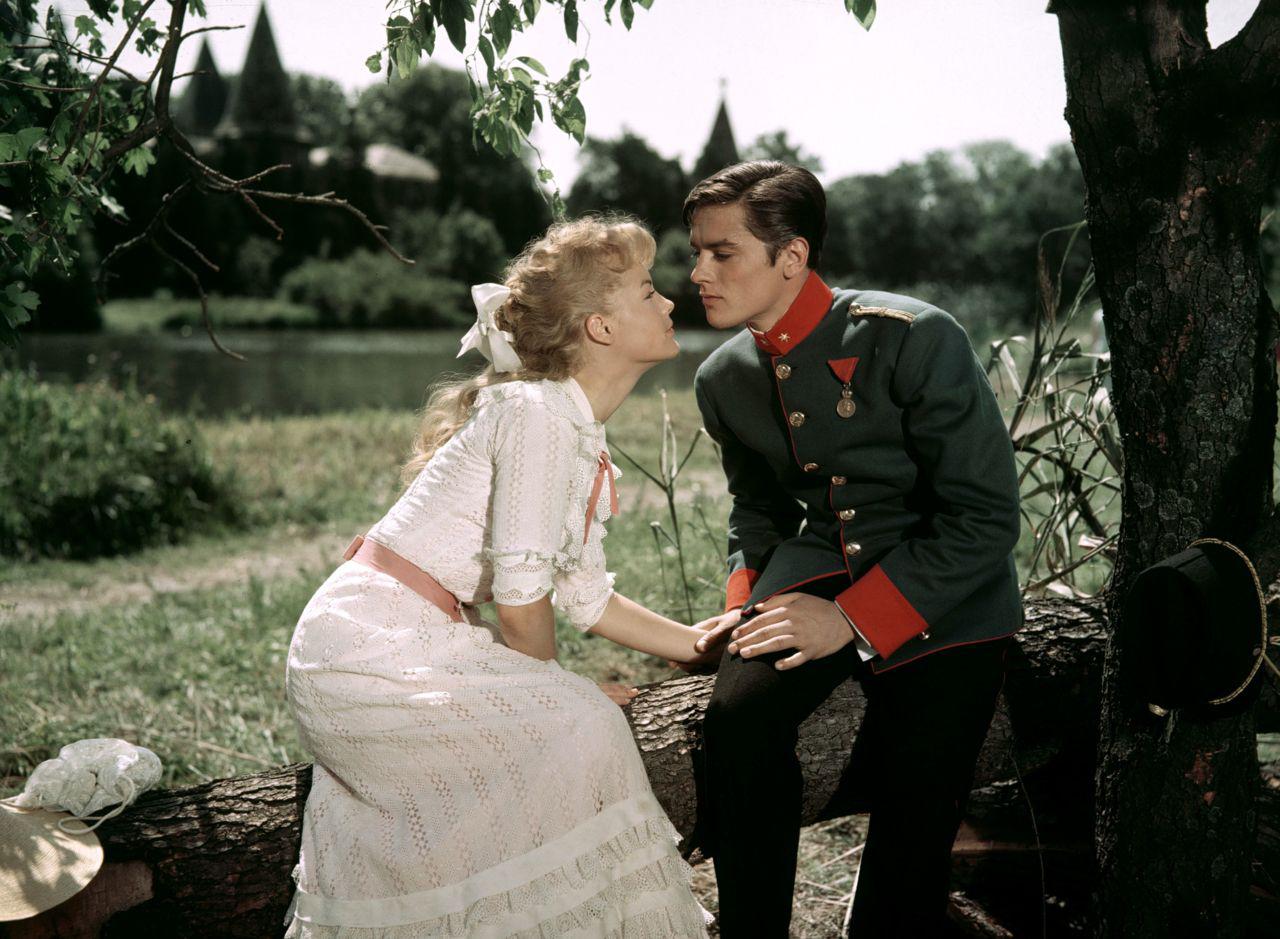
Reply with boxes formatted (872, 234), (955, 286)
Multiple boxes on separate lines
(0, 799), (104, 921)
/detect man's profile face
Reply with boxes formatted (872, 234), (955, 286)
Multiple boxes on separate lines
(688, 202), (792, 331)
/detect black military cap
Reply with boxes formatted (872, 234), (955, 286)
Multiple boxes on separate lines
(1124, 538), (1269, 714)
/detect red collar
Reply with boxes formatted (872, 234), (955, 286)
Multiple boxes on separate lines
(748, 271), (834, 356)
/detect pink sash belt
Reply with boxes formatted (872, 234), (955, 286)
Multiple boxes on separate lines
(343, 533), (464, 623)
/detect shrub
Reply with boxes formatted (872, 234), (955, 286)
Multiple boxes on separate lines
(392, 206), (507, 286)
(279, 250), (470, 328)
(0, 369), (239, 559)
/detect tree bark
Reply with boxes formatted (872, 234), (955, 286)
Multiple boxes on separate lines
(5, 599), (1279, 938)
(1050, 1), (1280, 935)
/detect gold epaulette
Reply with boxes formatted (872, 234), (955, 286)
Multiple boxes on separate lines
(848, 302), (915, 323)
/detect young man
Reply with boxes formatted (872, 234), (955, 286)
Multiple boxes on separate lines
(687, 161), (1023, 938)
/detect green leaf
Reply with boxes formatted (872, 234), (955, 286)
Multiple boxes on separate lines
(522, 0), (541, 21)
(537, 167), (554, 183)
(563, 0), (578, 42)
(411, 4), (437, 54)
(516, 55), (548, 76)
(620, 0), (634, 30)
(491, 3), (514, 56)
(511, 66), (535, 88)
(121, 145), (156, 177)
(477, 34), (495, 76)
(16, 127), (43, 158)
(636, 0), (654, 8)
(515, 90), (534, 135)
(365, 52), (382, 73)
(99, 192), (126, 218)
(394, 40), (417, 79)
(559, 95), (586, 144)
(844, 0), (877, 29)
(441, 0), (469, 52)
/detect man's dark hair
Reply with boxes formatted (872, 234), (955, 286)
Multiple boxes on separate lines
(682, 161), (827, 270)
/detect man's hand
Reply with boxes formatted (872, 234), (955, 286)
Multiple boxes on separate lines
(667, 610), (741, 673)
(727, 593), (854, 670)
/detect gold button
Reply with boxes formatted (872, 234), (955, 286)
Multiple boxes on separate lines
(803, 462), (819, 472)
(775, 363), (792, 380)
(838, 508), (856, 521)
(844, 541), (861, 556)
(788, 411), (806, 427)
(831, 476), (847, 486)
(848, 303), (863, 314)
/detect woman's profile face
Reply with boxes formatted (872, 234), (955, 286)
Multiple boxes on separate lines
(604, 263), (679, 365)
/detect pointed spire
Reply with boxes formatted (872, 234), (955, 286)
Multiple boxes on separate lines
(692, 86), (740, 182)
(217, 2), (297, 139)
(176, 39), (229, 136)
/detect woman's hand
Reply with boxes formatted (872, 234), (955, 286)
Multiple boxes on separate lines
(667, 609), (740, 672)
(598, 682), (640, 707)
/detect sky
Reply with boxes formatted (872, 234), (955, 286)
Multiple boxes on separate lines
(38, 0), (1262, 187)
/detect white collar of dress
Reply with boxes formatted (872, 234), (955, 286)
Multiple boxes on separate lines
(560, 377), (599, 426)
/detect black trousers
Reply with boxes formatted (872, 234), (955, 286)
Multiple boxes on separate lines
(700, 617), (1011, 938)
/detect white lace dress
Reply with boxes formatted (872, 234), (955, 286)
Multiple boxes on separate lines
(283, 378), (709, 938)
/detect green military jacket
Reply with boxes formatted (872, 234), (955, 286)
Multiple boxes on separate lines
(694, 272), (1023, 673)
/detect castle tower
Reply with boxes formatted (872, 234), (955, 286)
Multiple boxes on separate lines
(692, 82), (740, 182)
(215, 2), (299, 141)
(175, 39), (229, 137)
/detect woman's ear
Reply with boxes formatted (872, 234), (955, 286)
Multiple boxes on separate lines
(585, 313), (614, 345)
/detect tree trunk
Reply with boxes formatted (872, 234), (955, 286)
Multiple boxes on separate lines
(5, 599), (1279, 938)
(1050, 2), (1280, 936)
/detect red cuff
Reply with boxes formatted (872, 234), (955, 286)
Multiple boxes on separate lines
(835, 564), (928, 659)
(725, 568), (759, 612)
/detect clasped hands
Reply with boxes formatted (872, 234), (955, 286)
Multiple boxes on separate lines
(676, 593), (857, 672)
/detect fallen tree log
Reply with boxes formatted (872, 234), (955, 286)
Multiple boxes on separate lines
(4, 597), (1277, 937)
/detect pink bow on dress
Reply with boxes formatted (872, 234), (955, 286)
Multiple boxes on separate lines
(584, 451), (620, 544)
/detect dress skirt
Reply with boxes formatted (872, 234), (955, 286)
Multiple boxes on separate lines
(283, 561), (710, 938)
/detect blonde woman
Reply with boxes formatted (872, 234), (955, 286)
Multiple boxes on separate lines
(283, 217), (717, 937)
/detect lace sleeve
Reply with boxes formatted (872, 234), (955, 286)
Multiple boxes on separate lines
(486, 392), (580, 606)
(552, 524), (616, 631)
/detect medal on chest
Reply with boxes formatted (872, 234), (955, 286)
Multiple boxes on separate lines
(828, 357), (860, 419)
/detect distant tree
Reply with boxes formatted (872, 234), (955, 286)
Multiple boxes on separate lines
(742, 130), (823, 174)
(354, 64), (550, 253)
(565, 130), (686, 231)
(651, 226), (702, 327)
(392, 205), (507, 285)
(824, 141), (1090, 304)
(825, 162), (929, 286)
(290, 74), (353, 149)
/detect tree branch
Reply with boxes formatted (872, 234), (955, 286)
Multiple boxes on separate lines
(1207, 0), (1280, 108)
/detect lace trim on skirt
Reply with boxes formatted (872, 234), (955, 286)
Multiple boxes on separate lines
(283, 795), (710, 938)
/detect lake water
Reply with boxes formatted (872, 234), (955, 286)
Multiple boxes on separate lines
(13, 329), (733, 417)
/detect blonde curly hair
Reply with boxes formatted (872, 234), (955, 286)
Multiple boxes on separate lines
(401, 215), (656, 482)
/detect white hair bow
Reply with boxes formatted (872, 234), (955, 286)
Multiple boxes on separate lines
(458, 283), (523, 373)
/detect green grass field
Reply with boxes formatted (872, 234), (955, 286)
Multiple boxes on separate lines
(101, 296), (320, 333)
(0, 384), (1120, 790)
(0, 390), (727, 790)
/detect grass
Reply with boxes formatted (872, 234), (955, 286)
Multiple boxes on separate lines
(101, 296), (319, 333)
(0, 379), (1125, 789)
(0, 390), (728, 791)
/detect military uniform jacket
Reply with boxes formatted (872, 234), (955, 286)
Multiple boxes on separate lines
(694, 273), (1023, 673)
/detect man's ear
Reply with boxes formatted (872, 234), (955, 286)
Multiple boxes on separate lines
(780, 237), (810, 278)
